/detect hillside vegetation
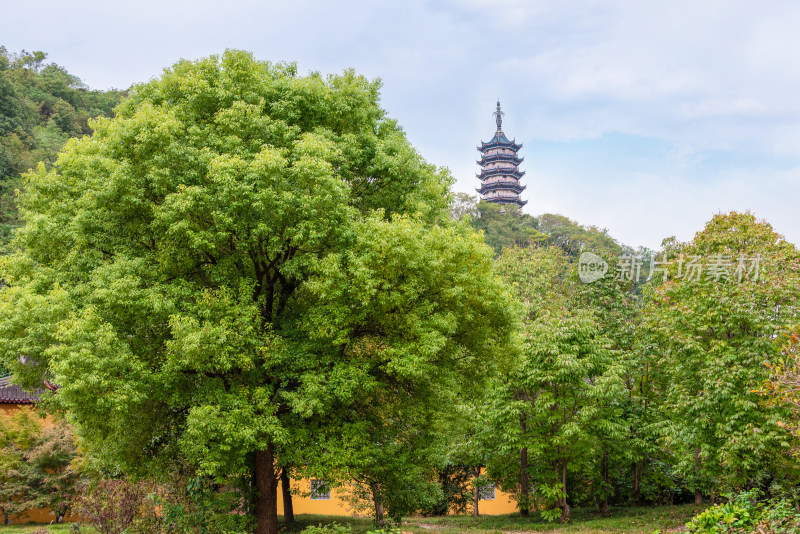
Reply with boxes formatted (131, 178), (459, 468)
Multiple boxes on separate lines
(0, 47), (125, 242)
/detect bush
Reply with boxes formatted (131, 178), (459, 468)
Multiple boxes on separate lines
(0, 411), (81, 523)
(299, 523), (408, 534)
(757, 499), (800, 534)
(687, 490), (800, 534)
(300, 523), (353, 534)
(129, 473), (254, 534)
(74, 474), (254, 534)
(74, 479), (148, 534)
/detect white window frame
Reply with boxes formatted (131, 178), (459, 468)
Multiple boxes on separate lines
(310, 479), (330, 500)
(478, 482), (496, 501)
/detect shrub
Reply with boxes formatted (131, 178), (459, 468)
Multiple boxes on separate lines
(687, 501), (758, 533)
(128, 473), (255, 534)
(687, 490), (800, 534)
(74, 479), (148, 534)
(300, 523), (353, 534)
(0, 412), (81, 523)
(757, 498), (800, 534)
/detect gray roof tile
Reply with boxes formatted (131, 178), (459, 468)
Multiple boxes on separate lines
(0, 375), (43, 404)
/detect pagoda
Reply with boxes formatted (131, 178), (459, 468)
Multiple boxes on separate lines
(476, 101), (527, 207)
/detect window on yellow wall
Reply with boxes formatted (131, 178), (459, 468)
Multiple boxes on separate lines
(310, 479), (331, 500)
(478, 483), (495, 501)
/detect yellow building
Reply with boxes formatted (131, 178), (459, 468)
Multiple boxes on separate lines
(3, 375), (520, 522)
(0, 376), (73, 524)
(278, 473), (519, 517)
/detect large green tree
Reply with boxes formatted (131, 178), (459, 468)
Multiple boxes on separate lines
(0, 51), (516, 534)
(576, 243), (662, 509)
(642, 212), (800, 502)
(484, 246), (622, 522)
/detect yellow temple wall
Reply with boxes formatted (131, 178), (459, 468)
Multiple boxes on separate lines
(278, 475), (519, 517)
(278, 478), (357, 516)
(0, 404), (72, 524)
(473, 488), (518, 515)
(2, 403), (520, 522)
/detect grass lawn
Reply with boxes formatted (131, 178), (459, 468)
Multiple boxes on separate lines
(0, 505), (701, 534)
(0, 526), (95, 533)
(280, 504), (702, 534)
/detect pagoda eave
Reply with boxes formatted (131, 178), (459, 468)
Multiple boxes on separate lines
(481, 197), (528, 207)
(476, 184), (526, 195)
(477, 169), (526, 179)
(478, 140), (523, 151)
(477, 156), (524, 166)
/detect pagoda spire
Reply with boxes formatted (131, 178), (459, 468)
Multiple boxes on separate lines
(493, 100), (504, 133)
(476, 101), (527, 208)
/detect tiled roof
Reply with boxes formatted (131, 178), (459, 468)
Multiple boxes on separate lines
(478, 133), (522, 151)
(0, 375), (43, 404)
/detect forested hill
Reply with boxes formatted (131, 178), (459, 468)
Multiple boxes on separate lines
(452, 192), (636, 260)
(0, 47), (126, 243)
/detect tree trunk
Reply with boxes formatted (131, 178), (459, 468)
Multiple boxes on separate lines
(600, 449), (609, 516)
(520, 447), (530, 517)
(280, 467), (295, 522)
(519, 410), (529, 517)
(560, 461), (570, 523)
(473, 467), (480, 517)
(437, 468), (449, 516)
(694, 447), (702, 505)
(371, 482), (385, 527)
(632, 461), (641, 506)
(255, 446), (279, 534)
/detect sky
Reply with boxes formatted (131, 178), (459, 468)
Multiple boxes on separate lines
(3, 0), (799, 249)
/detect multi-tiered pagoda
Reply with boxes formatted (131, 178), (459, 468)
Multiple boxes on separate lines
(476, 101), (527, 207)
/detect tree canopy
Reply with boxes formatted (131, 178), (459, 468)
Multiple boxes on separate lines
(451, 194), (545, 255)
(0, 50), (518, 534)
(642, 212), (800, 500)
(483, 246), (622, 522)
(536, 213), (622, 259)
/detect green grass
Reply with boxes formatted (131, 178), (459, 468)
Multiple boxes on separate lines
(279, 504), (702, 534)
(403, 504), (702, 533)
(280, 514), (378, 533)
(0, 505), (702, 534)
(0, 526), (95, 533)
